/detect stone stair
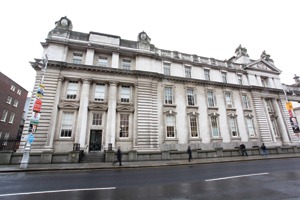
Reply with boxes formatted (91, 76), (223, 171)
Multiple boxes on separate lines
(80, 152), (105, 163)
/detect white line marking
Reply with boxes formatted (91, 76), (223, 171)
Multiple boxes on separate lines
(0, 187), (116, 197)
(205, 172), (269, 182)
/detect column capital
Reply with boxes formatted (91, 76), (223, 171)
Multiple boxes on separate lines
(81, 78), (91, 85)
(109, 81), (119, 86)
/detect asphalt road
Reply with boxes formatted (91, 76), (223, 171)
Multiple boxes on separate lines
(0, 158), (300, 200)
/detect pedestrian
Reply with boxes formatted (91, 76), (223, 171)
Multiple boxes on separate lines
(187, 146), (192, 162)
(116, 146), (122, 166)
(260, 143), (268, 157)
(239, 143), (248, 156)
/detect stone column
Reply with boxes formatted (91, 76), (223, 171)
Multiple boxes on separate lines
(45, 76), (64, 150)
(105, 81), (118, 148)
(111, 52), (119, 69)
(273, 99), (291, 145)
(76, 78), (91, 149)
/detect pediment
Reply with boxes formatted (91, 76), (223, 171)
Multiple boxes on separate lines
(58, 101), (79, 110)
(88, 103), (108, 111)
(116, 105), (134, 112)
(245, 59), (282, 74)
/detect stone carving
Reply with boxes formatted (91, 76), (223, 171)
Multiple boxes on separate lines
(138, 31), (151, 43)
(235, 44), (249, 57)
(260, 50), (271, 60)
(55, 16), (73, 30)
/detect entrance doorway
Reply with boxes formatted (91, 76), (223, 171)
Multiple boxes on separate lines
(89, 130), (102, 151)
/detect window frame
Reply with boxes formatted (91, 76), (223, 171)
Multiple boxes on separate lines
(13, 100), (18, 107)
(60, 112), (74, 138)
(66, 81), (78, 100)
(94, 83), (105, 102)
(245, 116), (256, 137)
(189, 115), (199, 138)
(187, 88), (195, 106)
(72, 52), (83, 64)
(119, 114), (130, 138)
(1, 110), (8, 122)
(163, 62), (171, 75)
(210, 115), (220, 137)
(237, 74), (243, 85)
(185, 66), (191, 78)
(207, 90), (216, 107)
(92, 113), (102, 126)
(120, 85), (131, 103)
(6, 96), (12, 104)
(221, 72), (227, 83)
(166, 114), (176, 138)
(98, 56), (108, 67)
(224, 92), (233, 108)
(122, 58), (131, 70)
(164, 86), (174, 105)
(10, 85), (15, 91)
(8, 112), (15, 124)
(204, 69), (210, 81)
(228, 116), (239, 137)
(241, 94), (251, 109)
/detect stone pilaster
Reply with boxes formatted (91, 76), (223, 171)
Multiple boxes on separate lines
(273, 99), (291, 145)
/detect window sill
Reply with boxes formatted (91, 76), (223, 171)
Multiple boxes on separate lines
(163, 104), (177, 108)
(165, 138), (178, 142)
(208, 107), (219, 111)
(187, 105), (199, 109)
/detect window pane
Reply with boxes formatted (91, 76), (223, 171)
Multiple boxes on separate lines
(164, 87), (173, 104)
(121, 86), (130, 102)
(6, 96), (12, 104)
(61, 113), (74, 137)
(229, 117), (238, 136)
(225, 93), (233, 108)
(164, 63), (170, 75)
(222, 72), (227, 83)
(190, 116), (198, 137)
(13, 100), (18, 107)
(246, 118), (255, 136)
(120, 114), (129, 137)
(204, 69), (210, 80)
(95, 84), (105, 101)
(67, 81), (78, 99)
(187, 89), (195, 106)
(1, 110), (8, 122)
(122, 59), (131, 70)
(73, 53), (82, 64)
(211, 116), (219, 137)
(166, 115), (175, 137)
(9, 113), (15, 123)
(98, 56), (108, 67)
(92, 113), (102, 125)
(185, 66), (191, 78)
(207, 91), (215, 107)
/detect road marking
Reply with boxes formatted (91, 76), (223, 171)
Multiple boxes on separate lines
(205, 172), (269, 182)
(0, 187), (116, 197)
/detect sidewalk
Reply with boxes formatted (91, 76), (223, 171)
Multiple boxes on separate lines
(1, 153), (300, 173)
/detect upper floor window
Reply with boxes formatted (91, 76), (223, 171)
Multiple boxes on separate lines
(72, 52), (83, 64)
(261, 77), (268, 87)
(8, 112), (15, 124)
(1, 110), (8, 122)
(229, 116), (238, 137)
(4, 133), (9, 140)
(204, 69), (210, 81)
(271, 118), (279, 137)
(94, 83), (105, 102)
(185, 66), (191, 78)
(189, 116), (198, 137)
(60, 112), (74, 138)
(122, 59), (131, 70)
(237, 74), (243, 85)
(120, 85), (130, 103)
(163, 63), (171, 75)
(10, 85), (15, 91)
(242, 94), (251, 109)
(92, 113), (102, 125)
(6, 96), (12, 104)
(17, 89), (22, 95)
(225, 92), (233, 108)
(66, 81), (78, 99)
(221, 72), (227, 83)
(210, 116), (220, 137)
(245, 117), (256, 137)
(98, 56), (108, 67)
(120, 114), (129, 138)
(187, 88), (195, 106)
(164, 87), (173, 104)
(207, 90), (216, 107)
(13, 100), (18, 107)
(166, 115), (175, 138)
(265, 99), (274, 112)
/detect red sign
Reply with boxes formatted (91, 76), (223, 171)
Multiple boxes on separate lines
(33, 99), (42, 113)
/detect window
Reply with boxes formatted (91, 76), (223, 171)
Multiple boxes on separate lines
(163, 62), (171, 75)
(98, 56), (108, 67)
(242, 95), (251, 109)
(225, 92), (233, 108)
(8, 112), (15, 124)
(190, 116), (198, 137)
(221, 72), (227, 83)
(3, 133), (10, 146)
(120, 114), (129, 137)
(187, 88), (195, 106)
(6, 96), (12, 104)
(122, 59), (131, 70)
(72, 52), (83, 64)
(60, 112), (74, 137)
(1, 110), (8, 122)
(229, 117), (238, 137)
(13, 100), (18, 107)
(237, 74), (243, 85)
(211, 116), (220, 137)
(266, 99), (274, 112)
(185, 66), (191, 78)
(10, 85), (15, 91)
(204, 69), (210, 81)
(164, 87), (173, 104)
(246, 117), (256, 137)
(261, 77), (268, 87)
(92, 113), (102, 125)
(120, 85), (130, 103)
(94, 83), (105, 101)
(166, 115), (175, 137)
(207, 90), (216, 107)
(271, 118), (279, 137)
(17, 89), (22, 95)
(66, 81), (78, 99)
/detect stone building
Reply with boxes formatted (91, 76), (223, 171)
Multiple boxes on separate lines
(19, 16), (299, 154)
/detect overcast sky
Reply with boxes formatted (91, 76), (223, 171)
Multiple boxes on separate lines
(1, 0), (299, 94)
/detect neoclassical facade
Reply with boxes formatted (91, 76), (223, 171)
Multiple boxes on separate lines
(19, 17), (299, 153)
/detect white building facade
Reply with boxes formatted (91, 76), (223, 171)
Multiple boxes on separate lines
(19, 17), (299, 154)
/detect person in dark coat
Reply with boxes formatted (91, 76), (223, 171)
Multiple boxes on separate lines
(240, 143), (248, 156)
(116, 146), (122, 166)
(260, 143), (268, 157)
(187, 146), (192, 162)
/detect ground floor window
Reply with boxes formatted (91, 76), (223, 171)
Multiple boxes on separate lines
(190, 116), (198, 137)
(60, 112), (74, 138)
(120, 114), (129, 138)
(211, 116), (220, 137)
(166, 115), (175, 138)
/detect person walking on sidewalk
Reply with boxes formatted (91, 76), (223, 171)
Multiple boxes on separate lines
(260, 143), (268, 157)
(187, 146), (192, 162)
(116, 146), (122, 166)
(240, 143), (248, 156)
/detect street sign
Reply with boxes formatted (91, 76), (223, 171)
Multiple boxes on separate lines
(28, 133), (35, 144)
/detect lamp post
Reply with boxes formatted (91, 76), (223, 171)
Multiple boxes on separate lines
(20, 55), (48, 169)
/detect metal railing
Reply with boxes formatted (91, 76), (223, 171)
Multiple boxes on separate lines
(0, 140), (20, 151)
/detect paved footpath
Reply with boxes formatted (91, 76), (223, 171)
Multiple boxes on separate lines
(1, 153), (300, 173)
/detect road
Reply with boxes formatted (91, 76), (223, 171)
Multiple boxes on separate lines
(0, 158), (300, 200)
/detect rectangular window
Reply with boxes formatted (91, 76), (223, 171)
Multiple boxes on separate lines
(3, 133), (10, 146)
(72, 52), (83, 64)
(13, 100), (18, 107)
(185, 66), (191, 78)
(98, 56), (108, 67)
(271, 118), (279, 137)
(66, 81), (78, 99)
(187, 88), (195, 106)
(229, 117), (238, 137)
(8, 112), (15, 124)
(221, 72), (227, 83)
(163, 63), (171, 75)
(225, 92), (233, 108)
(60, 112), (74, 137)
(261, 77), (268, 87)
(246, 118), (256, 137)
(120, 114), (129, 137)
(95, 83), (105, 101)
(122, 59), (131, 70)
(92, 113), (102, 125)
(204, 69), (210, 81)
(237, 74), (243, 85)
(166, 115), (175, 137)
(190, 116), (198, 137)
(266, 99), (274, 112)
(11, 85), (15, 91)
(164, 87), (173, 104)
(1, 110), (8, 122)
(6, 96), (12, 104)
(121, 85), (130, 103)
(17, 89), (22, 95)
(211, 116), (219, 137)
(242, 95), (251, 109)
(207, 91), (216, 107)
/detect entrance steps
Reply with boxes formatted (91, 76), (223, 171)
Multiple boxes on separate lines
(80, 152), (104, 163)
